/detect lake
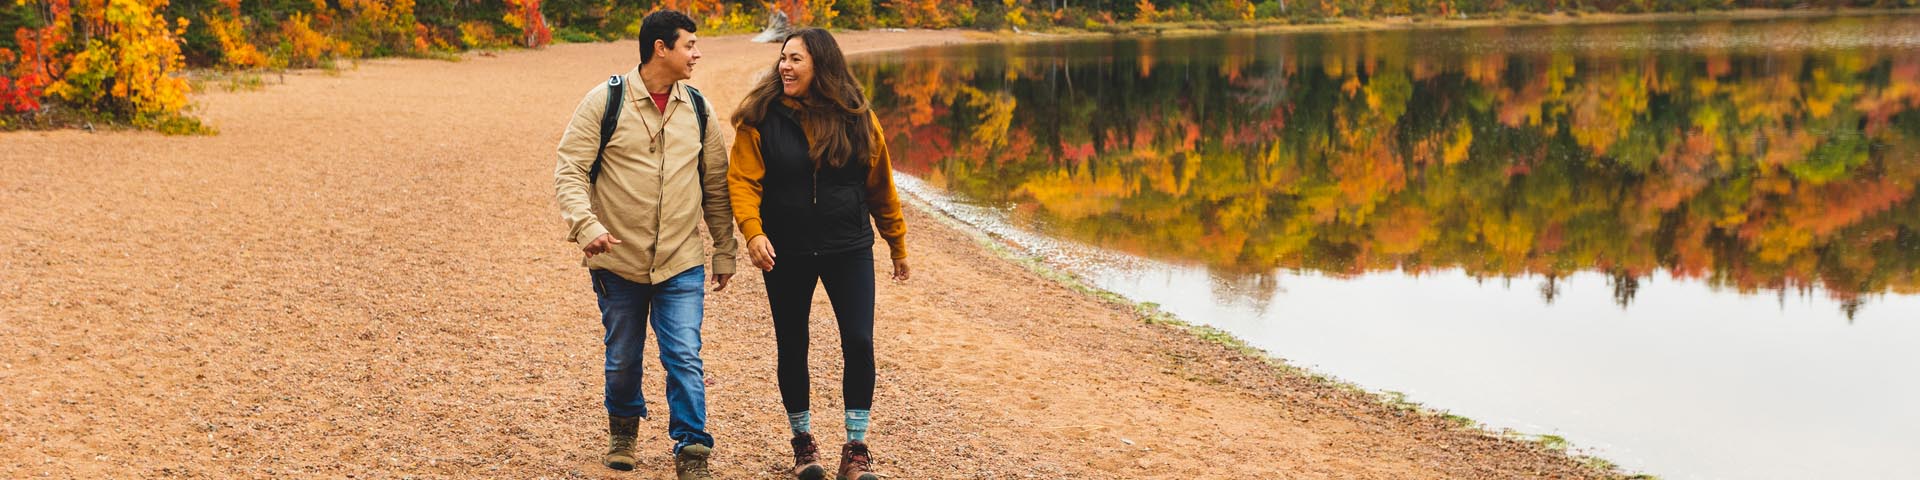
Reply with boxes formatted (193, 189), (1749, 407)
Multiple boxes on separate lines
(856, 14), (1920, 480)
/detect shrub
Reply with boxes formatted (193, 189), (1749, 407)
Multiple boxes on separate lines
(44, 0), (194, 128)
(1, 0), (70, 113)
(206, 14), (268, 68)
(1254, 0), (1287, 17)
(501, 0), (549, 48)
(552, 25), (596, 43)
(279, 12), (353, 68)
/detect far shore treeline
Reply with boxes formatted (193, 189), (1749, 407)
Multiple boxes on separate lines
(2, 0), (1914, 132)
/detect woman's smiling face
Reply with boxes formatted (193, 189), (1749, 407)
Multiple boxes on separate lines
(779, 37), (814, 98)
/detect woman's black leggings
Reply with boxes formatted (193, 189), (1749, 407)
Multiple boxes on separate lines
(763, 247), (876, 413)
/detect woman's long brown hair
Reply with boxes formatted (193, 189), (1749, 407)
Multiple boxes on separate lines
(733, 28), (873, 168)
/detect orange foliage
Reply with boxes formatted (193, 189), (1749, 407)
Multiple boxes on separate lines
(886, 0), (962, 28)
(1, 0), (74, 113)
(655, 0), (727, 17)
(206, 14), (268, 68)
(1135, 0), (1162, 22)
(769, 0), (839, 27)
(502, 0), (551, 48)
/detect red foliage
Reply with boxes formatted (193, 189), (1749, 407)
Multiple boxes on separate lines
(2, 0), (75, 113)
(511, 0), (551, 47)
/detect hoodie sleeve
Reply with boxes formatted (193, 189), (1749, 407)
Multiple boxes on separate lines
(728, 125), (769, 242)
(864, 111), (908, 260)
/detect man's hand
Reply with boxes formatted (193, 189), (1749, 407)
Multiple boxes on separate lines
(712, 273), (733, 292)
(747, 235), (777, 272)
(583, 233), (621, 258)
(891, 257), (910, 282)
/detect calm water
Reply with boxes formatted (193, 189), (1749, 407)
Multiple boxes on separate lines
(856, 15), (1920, 480)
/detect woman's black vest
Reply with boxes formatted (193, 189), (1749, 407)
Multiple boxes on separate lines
(755, 102), (875, 256)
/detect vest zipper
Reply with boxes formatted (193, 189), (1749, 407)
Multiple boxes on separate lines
(811, 163), (819, 256)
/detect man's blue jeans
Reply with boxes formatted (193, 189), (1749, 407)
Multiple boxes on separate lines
(591, 266), (712, 454)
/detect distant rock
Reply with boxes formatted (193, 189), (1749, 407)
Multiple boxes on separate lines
(752, 11), (792, 43)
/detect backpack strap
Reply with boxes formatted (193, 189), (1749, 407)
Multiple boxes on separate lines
(588, 75), (623, 185)
(590, 79), (714, 186)
(686, 85), (712, 182)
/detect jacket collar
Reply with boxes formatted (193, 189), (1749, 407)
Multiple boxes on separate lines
(622, 66), (688, 107)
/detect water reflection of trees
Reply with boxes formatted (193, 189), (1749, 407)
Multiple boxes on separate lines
(861, 24), (1920, 312)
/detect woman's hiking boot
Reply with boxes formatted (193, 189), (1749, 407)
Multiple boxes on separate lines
(675, 444), (714, 480)
(790, 432), (828, 479)
(603, 415), (641, 471)
(836, 441), (877, 480)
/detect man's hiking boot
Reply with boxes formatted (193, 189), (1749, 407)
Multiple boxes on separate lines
(603, 415), (641, 471)
(836, 441), (877, 480)
(675, 444), (714, 480)
(790, 432), (828, 480)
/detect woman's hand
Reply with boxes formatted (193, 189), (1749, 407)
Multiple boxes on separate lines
(890, 257), (910, 282)
(748, 235), (777, 272)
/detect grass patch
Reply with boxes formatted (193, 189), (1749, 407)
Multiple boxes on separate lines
(1441, 412), (1478, 428)
(186, 69), (286, 93)
(2, 105), (212, 135)
(1537, 434), (1572, 451)
(144, 113), (217, 135)
(408, 49), (467, 62)
(553, 26), (602, 43)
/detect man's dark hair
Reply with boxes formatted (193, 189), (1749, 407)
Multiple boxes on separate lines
(639, 10), (698, 65)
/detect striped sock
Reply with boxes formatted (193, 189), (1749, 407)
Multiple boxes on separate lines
(787, 410), (812, 435)
(845, 409), (870, 442)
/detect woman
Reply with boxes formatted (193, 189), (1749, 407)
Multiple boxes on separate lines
(727, 28), (909, 480)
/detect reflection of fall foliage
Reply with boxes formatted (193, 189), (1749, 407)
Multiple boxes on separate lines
(6, 0), (1918, 130)
(862, 23), (1920, 308)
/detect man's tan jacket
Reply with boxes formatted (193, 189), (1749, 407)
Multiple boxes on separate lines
(554, 67), (737, 283)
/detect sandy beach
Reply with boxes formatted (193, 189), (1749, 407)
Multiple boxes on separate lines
(0, 31), (1612, 478)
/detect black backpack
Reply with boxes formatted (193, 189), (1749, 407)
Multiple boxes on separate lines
(588, 74), (712, 185)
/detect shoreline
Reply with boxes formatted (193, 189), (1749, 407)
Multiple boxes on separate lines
(893, 170), (1642, 477)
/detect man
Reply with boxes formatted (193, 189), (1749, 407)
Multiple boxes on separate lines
(551, 9), (735, 479)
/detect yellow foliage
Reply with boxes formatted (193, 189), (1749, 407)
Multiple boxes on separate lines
(964, 87), (1017, 149)
(343, 0), (427, 55)
(1478, 213), (1537, 260)
(459, 21), (508, 49)
(1017, 168), (1129, 220)
(1441, 120), (1474, 165)
(281, 12), (354, 68)
(500, 0), (527, 31)
(47, 0), (192, 126)
(1569, 69), (1649, 155)
(1752, 225), (1814, 263)
(206, 14), (268, 69)
(1004, 0), (1028, 28)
